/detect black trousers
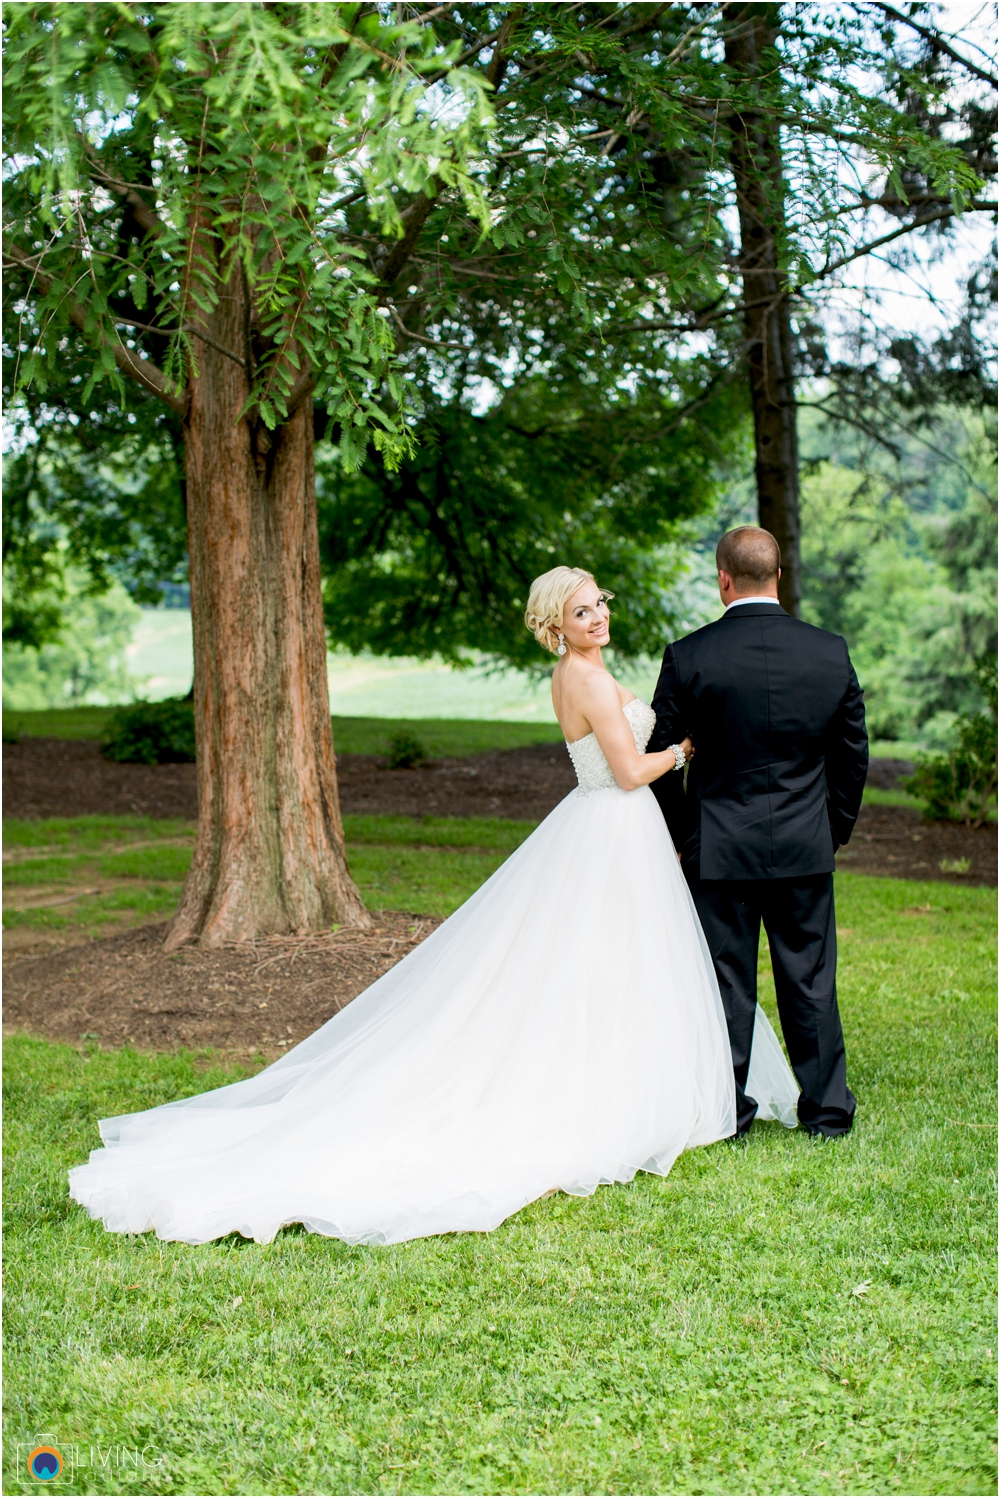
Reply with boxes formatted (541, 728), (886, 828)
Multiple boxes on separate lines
(686, 871), (856, 1138)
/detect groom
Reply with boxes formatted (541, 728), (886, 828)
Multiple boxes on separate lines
(649, 526), (868, 1138)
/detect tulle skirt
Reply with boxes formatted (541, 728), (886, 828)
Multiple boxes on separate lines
(69, 784), (799, 1246)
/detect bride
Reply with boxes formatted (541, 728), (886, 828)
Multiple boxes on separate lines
(70, 567), (798, 1246)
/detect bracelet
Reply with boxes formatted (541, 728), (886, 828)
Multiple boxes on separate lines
(669, 743), (686, 771)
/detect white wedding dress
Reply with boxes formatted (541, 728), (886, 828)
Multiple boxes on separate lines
(69, 700), (799, 1246)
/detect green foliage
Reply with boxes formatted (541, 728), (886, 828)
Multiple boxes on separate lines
(101, 698), (196, 765)
(313, 7), (989, 669)
(799, 410), (998, 746)
(807, 250), (998, 441)
(1, 572), (140, 710)
(3, 874), (996, 1495)
(2, 400), (187, 643)
(385, 728), (428, 770)
(320, 376), (745, 668)
(4, 3), (990, 671)
(3, 1), (493, 465)
(905, 656), (999, 827)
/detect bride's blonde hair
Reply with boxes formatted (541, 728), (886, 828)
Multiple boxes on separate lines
(524, 566), (613, 655)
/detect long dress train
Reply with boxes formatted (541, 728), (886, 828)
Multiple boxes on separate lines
(69, 700), (799, 1246)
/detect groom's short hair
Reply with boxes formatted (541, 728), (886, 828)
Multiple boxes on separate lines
(716, 527), (781, 586)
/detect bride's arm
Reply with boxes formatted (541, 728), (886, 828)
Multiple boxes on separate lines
(576, 674), (691, 791)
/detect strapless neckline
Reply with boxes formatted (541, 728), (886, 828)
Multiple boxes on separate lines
(565, 695), (643, 749)
(565, 699), (656, 795)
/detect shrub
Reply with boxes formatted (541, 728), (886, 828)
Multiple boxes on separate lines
(102, 698), (196, 764)
(905, 655), (997, 827)
(386, 728), (428, 770)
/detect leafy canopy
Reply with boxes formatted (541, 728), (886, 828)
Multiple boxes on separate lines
(4, 1), (493, 461)
(3, 2), (992, 666)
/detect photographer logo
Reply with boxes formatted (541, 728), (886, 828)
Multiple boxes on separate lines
(27, 1446), (63, 1482)
(14, 1435), (162, 1484)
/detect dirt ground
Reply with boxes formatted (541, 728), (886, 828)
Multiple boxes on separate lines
(2, 736), (575, 823)
(3, 914), (441, 1059)
(833, 805), (996, 885)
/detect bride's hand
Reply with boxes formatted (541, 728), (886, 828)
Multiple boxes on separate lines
(680, 736), (694, 762)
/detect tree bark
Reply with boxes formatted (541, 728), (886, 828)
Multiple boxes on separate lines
(164, 262), (369, 950)
(725, 3), (802, 616)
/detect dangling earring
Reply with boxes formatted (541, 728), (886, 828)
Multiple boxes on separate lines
(557, 633), (567, 656)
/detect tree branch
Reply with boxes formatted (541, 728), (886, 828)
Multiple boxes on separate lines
(868, 2), (998, 89)
(284, 368), (316, 420)
(618, 289), (781, 335)
(799, 397), (996, 496)
(388, 303), (467, 350)
(182, 325), (247, 369)
(409, 2), (458, 23)
(111, 315), (247, 369)
(426, 26), (502, 85)
(78, 139), (166, 241)
(848, 191), (999, 217)
(378, 187), (439, 286)
(327, 185), (368, 214)
(805, 205), (993, 283)
(3, 243), (189, 416)
(486, 6), (521, 91)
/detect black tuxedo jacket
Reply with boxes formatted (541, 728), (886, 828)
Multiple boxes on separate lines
(648, 603), (868, 880)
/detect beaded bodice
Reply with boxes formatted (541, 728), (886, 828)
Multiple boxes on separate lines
(566, 698), (657, 794)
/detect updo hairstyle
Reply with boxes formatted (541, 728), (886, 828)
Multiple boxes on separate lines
(524, 566), (614, 655)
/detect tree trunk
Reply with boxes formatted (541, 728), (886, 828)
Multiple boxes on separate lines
(164, 271), (370, 950)
(725, 3), (802, 616)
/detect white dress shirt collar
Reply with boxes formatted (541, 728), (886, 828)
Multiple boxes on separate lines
(725, 596), (781, 611)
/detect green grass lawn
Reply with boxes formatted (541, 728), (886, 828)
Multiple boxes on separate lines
(860, 786), (923, 810)
(2, 815), (537, 937)
(11, 790), (988, 944)
(2, 870), (996, 1496)
(859, 786), (996, 823)
(2, 704), (116, 741)
(2, 707), (564, 757)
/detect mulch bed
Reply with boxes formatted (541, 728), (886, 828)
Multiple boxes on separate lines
(3, 737), (199, 821)
(338, 742), (578, 822)
(835, 807), (996, 886)
(3, 914), (441, 1057)
(1, 736), (575, 824)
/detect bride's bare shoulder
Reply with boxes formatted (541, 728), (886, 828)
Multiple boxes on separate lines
(562, 665), (621, 708)
(578, 663), (634, 697)
(553, 664), (636, 735)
